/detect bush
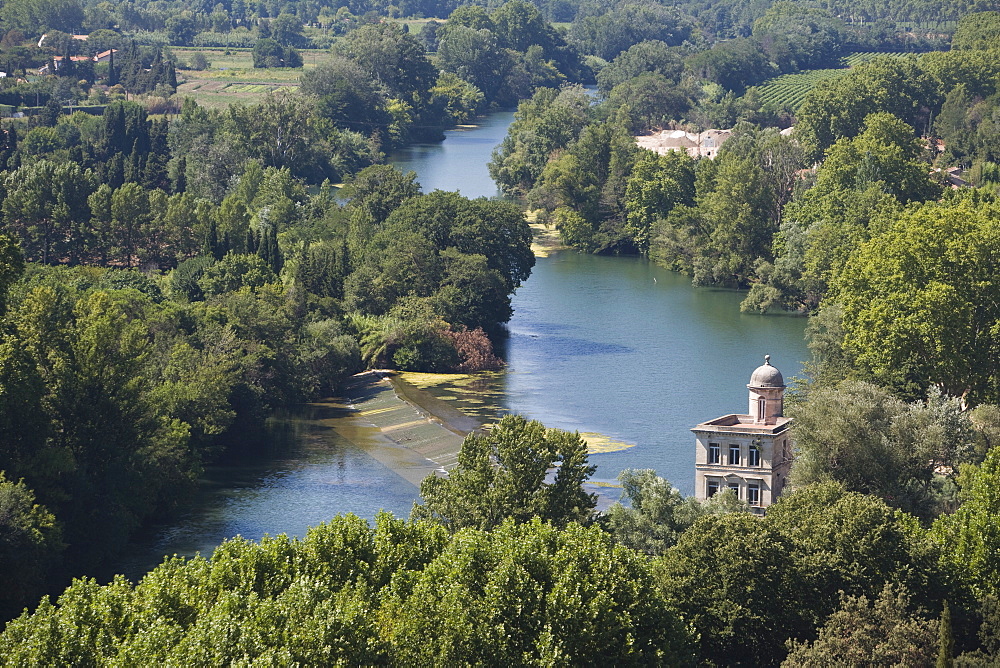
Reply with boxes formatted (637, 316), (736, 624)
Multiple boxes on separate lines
(188, 52), (210, 70)
(445, 327), (504, 372)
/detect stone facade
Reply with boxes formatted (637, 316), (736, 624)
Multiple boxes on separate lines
(692, 356), (793, 514)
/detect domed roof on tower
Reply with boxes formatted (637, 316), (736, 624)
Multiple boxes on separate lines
(749, 355), (784, 388)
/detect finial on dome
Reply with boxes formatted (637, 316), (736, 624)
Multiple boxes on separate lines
(764, 354), (771, 365)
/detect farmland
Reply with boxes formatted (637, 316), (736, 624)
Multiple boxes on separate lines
(172, 47), (337, 108)
(753, 68), (847, 110)
(754, 52), (912, 110)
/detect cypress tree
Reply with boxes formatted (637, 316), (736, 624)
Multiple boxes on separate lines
(246, 227), (258, 255)
(204, 218), (219, 259)
(107, 48), (117, 86)
(167, 61), (178, 91)
(270, 225), (283, 273)
(937, 600), (954, 668)
(171, 155), (187, 194)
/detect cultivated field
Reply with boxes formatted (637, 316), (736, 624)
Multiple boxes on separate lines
(171, 47), (337, 108)
(754, 51), (912, 110)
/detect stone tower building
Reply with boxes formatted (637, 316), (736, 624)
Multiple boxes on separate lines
(692, 355), (793, 514)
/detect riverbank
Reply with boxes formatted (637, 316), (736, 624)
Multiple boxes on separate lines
(321, 371), (481, 487)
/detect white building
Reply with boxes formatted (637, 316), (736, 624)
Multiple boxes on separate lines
(692, 355), (793, 514)
(635, 128), (733, 159)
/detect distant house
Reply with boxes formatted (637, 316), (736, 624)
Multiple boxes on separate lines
(934, 166), (968, 189)
(39, 55), (93, 74)
(635, 128), (734, 158)
(38, 50), (116, 75)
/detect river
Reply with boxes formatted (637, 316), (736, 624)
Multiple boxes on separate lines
(115, 109), (808, 578)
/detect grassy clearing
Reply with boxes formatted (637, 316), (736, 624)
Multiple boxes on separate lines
(173, 48), (340, 107)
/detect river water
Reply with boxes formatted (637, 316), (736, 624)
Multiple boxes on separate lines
(116, 110), (808, 578)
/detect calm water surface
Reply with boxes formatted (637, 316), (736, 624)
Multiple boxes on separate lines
(118, 110), (807, 576)
(499, 253), (807, 493)
(388, 111), (514, 197)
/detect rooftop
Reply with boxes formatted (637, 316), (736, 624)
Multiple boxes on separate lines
(692, 413), (791, 434)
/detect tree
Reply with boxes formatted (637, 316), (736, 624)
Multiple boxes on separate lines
(0, 473), (63, 620)
(795, 56), (939, 161)
(932, 446), (1000, 600)
(831, 195), (1000, 404)
(788, 381), (976, 517)
(299, 56), (390, 134)
(624, 149), (696, 253)
(654, 512), (802, 666)
(411, 414), (597, 531)
(751, 2), (849, 72)
(0, 0), (83, 36)
(336, 23), (435, 102)
(608, 73), (691, 134)
(165, 12), (197, 46)
(198, 253), (279, 296)
(812, 113), (941, 204)
(269, 13), (304, 47)
(782, 585), (938, 667)
(684, 38), (774, 92)
(341, 164), (421, 227)
(386, 519), (697, 665)
(765, 482), (949, 628)
(602, 468), (743, 556)
(436, 25), (509, 104)
(252, 38), (300, 68)
(951, 12), (1000, 50)
(0, 515), (696, 665)
(489, 85), (592, 196)
(1, 160), (95, 264)
(597, 40), (685, 95)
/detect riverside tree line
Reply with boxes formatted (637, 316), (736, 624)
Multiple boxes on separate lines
(4, 409), (1000, 665)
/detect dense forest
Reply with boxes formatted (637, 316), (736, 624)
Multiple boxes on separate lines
(3, 0), (1000, 664)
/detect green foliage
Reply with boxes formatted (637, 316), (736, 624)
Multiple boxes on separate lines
(654, 511), (802, 666)
(489, 85), (593, 197)
(383, 519), (697, 666)
(412, 414), (597, 531)
(0, 472), (63, 620)
(832, 195), (1000, 404)
(933, 447), (1000, 600)
(345, 189), (533, 335)
(624, 149), (696, 253)
(794, 56), (939, 161)
(751, 2), (849, 72)
(0, 515), (696, 665)
(788, 381), (976, 518)
(656, 482), (947, 666)
(951, 11), (1000, 50)
(568, 2), (692, 61)
(782, 584), (939, 666)
(197, 253), (279, 296)
(684, 37), (775, 92)
(596, 40), (685, 95)
(251, 38), (301, 68)
(602, 468), (745, 556)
